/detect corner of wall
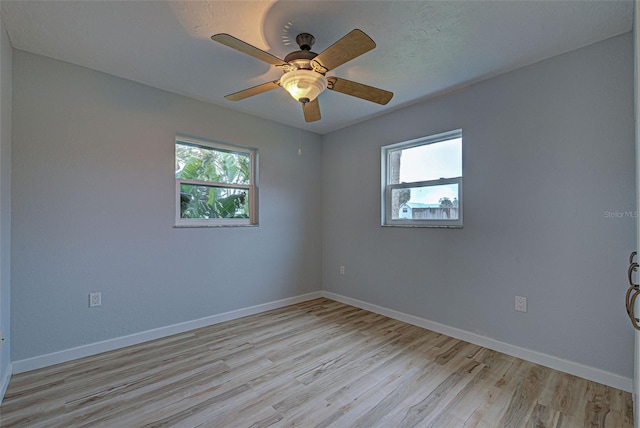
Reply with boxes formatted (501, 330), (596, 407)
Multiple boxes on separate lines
(0, 7), (13, 404)
(0, 362), (11, 401)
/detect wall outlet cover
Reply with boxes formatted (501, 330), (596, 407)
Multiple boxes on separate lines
(515, 296), (527, 312)
(89, 292), (102, 308)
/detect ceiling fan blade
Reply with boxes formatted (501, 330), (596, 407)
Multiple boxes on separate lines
(327, 77), (393, 105)
(212, 33), (288, 68)
(224, 80), (281, 101)
(302, 98), (321, 122)
(310, 29), (376, 73)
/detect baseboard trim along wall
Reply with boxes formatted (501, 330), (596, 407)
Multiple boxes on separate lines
(322, 291), (633, 393)
(12, 290), (632, 393)
(12, 291), (323, 374)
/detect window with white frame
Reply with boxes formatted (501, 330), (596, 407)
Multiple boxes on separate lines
(381, 129), (462, 227)
(175, 135), (258, 227)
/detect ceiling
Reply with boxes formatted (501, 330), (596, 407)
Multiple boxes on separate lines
(0, 1), (633, 135)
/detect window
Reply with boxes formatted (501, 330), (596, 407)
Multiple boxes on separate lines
(175, 135), (258, 227)
(381, 129), (462, 227)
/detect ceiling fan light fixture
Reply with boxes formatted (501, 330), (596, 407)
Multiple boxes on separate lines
(280, 69), (327, 103)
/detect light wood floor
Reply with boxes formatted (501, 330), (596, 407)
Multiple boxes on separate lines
(0, 298), (633, 427)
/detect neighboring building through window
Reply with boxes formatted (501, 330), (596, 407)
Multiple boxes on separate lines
(175, 135), (258, 226)
(381, 129), (462, 227)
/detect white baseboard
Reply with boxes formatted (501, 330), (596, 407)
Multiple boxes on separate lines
(12, 290), (632, 393)
(0, 362), (12, 404)
(13, 291), (323, 374)
(322, 291), (633, 393)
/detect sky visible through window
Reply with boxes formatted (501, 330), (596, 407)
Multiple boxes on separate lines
(399, 137), (462, 205)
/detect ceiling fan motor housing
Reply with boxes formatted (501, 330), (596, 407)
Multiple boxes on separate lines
(284, 51), (317, 70)
(284, 33), (322, 72)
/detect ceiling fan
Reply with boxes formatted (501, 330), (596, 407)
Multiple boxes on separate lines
(211, 29), (393, 123)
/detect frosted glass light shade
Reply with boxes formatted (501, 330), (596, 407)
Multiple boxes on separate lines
(280, 69), (327, 103)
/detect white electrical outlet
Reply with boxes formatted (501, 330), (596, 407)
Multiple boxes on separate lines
(89, 292), (102, 308)
(515, 296), (527, 312)
(339, 266), (345, 275)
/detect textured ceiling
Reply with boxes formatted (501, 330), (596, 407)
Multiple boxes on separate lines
(1, 0), (633, 134)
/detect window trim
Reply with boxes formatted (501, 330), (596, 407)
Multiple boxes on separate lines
(381, 129), (463, 228)
(175, 134), (258, 227)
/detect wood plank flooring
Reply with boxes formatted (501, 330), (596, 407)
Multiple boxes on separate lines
(0, 298), (633, 427)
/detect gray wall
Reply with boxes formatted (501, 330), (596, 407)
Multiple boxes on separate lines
(11, 51), (323, 360)
(323, 33), (636, 378)
(0, 11), (12, 384)
(8, 30), (636, 381)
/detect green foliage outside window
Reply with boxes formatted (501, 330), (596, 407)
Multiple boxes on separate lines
(176, 143), (251, 219)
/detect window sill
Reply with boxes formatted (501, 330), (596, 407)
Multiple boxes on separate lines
(382, 224), (463, 229)
(174, 224), (259, 228)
